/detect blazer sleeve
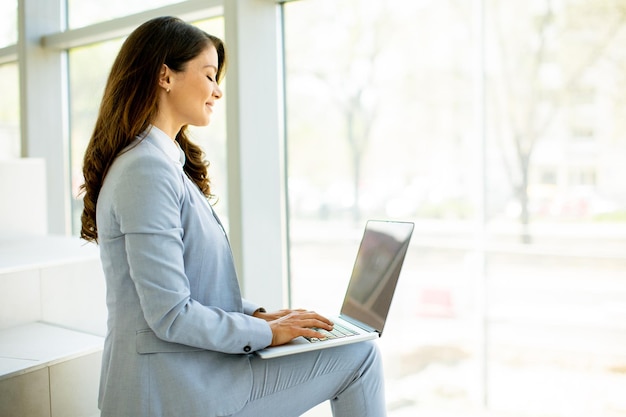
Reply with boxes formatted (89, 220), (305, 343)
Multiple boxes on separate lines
(242, 299), (265, 315)
(110, 151), (272, 354)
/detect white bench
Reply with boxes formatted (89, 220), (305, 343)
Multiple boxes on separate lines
(0, 235), (106, 417)
(0, 322), (103, 417)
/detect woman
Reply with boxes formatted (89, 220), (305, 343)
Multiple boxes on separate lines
(80, 16), (386, 417)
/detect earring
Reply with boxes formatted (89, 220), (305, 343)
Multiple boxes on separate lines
(166, 88), (171, 93)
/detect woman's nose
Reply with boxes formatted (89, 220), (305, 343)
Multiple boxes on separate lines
(213, 85), (223, 99)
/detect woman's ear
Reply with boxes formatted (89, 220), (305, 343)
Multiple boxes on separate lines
(158, 64), (172, 92)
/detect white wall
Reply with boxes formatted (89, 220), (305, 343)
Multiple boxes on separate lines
(0, 158), (47, 236)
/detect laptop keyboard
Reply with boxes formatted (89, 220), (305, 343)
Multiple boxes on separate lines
(305, 322), (359, 343)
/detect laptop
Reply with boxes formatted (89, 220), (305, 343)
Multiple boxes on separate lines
(256, 219), (414, 359)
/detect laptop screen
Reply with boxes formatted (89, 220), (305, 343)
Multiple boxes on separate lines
(340, 220), (414, 334)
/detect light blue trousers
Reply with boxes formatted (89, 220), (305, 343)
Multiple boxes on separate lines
(222, 341), (386, 417)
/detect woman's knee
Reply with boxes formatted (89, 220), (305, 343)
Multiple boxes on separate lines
(338, 340), (384, 378)
(356, 340), (382, 362)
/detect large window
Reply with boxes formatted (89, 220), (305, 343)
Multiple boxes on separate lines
(483, 1), (626, 415)
(284, 1), (626, 416)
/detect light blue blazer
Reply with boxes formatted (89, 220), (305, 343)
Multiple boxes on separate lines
(95, 127), (273, 417)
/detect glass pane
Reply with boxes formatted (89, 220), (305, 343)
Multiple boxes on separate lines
(286, 0), (626, 417)
(485, 0), (626, 245)
(284, 0), (479, 415)
(69, 18), (226, 234)
(0, 63), (20, 159)
(67, 0), (185, 29)
(485, 0), (626, 416)
(69, 38), (123, 233)
(188, 18), (228, 225)
(0, 0), (17, 48)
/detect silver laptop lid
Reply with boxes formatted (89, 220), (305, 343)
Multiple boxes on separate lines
(340, 220), (414, 335)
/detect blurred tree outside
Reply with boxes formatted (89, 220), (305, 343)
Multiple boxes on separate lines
(487, 0), (626, 243)
(285, 0), (475, 225)
(286, 0), (626, 245)
(309, 2), (390, 223)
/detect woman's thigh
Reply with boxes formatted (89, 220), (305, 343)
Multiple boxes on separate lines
(223, 341), (385, 417)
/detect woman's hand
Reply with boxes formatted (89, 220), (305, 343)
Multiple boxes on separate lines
(255, 309), (333, 346)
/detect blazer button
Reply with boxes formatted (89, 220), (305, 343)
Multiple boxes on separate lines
(243, 345), (251, 353)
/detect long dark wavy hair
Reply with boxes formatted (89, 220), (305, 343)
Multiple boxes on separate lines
(79, 16), (227, 243)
